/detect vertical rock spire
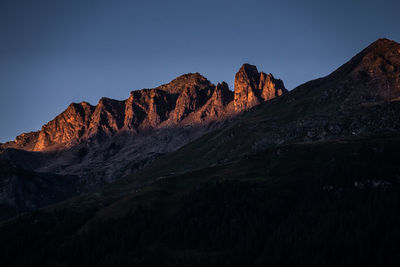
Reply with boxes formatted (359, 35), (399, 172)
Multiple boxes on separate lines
(234, 64), (287, 112)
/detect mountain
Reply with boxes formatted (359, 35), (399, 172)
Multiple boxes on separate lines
(0, 65), (286, 218)
(140, 38), (400, 175)
(2, 68), (285, 153)
(1, 38), (400, 267)
(55, 37), (400, 222)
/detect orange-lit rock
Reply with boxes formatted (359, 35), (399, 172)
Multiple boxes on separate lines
(234, 64), (287, 112)
(3, 69), (286, 152)
(259, 72), (286, 101)
(33, 102), (95, 151)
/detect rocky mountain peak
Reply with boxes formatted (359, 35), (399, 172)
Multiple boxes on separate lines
(327, 38), (400, 102)
(234, 64), (287, 112)
(364, 38), (399, 52)
(334, 38), (400, 77)
(33, 101), (96, 151)
(237, 64), (260, 81)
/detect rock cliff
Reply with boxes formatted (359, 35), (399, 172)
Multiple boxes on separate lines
(234, 64), (287, 112)
(3, 69), (286, 152)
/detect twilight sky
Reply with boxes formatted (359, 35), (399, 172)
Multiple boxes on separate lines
(1, 0), (399, 142)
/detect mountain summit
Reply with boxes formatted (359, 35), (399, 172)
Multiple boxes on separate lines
(327, 38), (400, 102)
(234, 64), (287, 112)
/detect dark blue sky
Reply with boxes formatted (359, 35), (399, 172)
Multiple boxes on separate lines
(1, 0), (399, 142)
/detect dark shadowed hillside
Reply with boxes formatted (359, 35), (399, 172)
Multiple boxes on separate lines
(1, 134), (400, 267)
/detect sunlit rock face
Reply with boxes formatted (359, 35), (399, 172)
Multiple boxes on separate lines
(196, 82), (234, 120)
(3, 68), (285, 153)
(123, 89), (172, 131)
(234, 64), (287, 112)
(33, 102), (95, 151)
(259, 72), (286, 101)
(168, 81), (212, 123)
(10, 131), (40, 151)
(85, 98), (125, 139)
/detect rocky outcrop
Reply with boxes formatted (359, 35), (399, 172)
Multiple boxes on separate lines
(169, 83), (212, 123)
(197, 82), (234, 119)
(86, 98), (125, 139)
(124, 89), (171, 131)
(3, 131), (40, 151)
(33, 102), (95, 151)
(3, 69), (285, 152)
(259, 72), (286, 101)
(234, 64), (287, 112)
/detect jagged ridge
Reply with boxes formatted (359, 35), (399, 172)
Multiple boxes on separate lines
(3, 66), (286, 152)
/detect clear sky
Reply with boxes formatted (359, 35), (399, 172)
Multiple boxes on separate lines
(1, 0), (399, 142)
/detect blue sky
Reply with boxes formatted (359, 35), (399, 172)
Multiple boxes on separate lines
(1, 0), (399, 142)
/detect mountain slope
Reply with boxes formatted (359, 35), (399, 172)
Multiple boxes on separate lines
(0, 159), (80, 220)
(0, 66), (286, 219)
(131, 38), (400, 178)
